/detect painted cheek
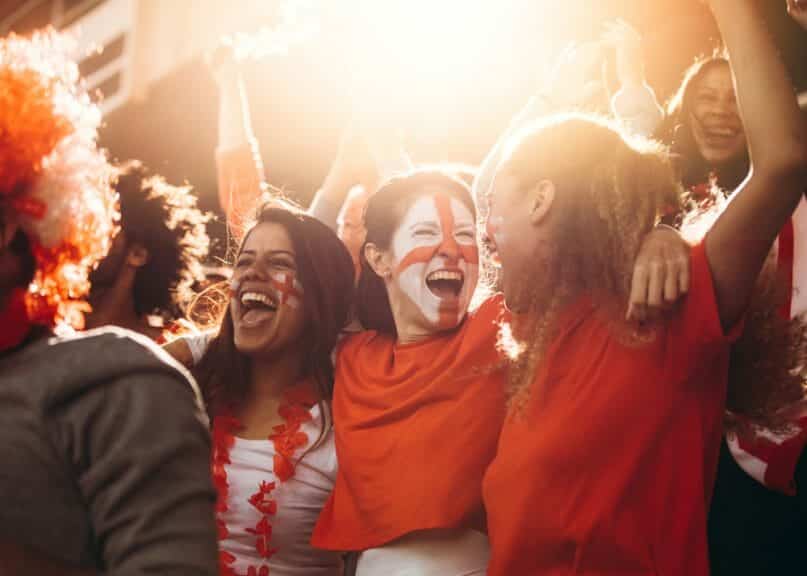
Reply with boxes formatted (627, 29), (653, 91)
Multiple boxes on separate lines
(269, 271), (304, 310)
(397, 263), (440, 324)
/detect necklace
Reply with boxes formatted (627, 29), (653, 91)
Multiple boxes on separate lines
(212, 382), (317, 576)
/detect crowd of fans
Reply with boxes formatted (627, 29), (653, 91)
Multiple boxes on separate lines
(1, 1), (807, 575)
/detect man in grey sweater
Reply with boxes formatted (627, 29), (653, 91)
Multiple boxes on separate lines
(0, 329), (219, 576)
(0, 30), (218, 576)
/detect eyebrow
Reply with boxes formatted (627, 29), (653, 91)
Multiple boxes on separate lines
(408, 221), (440, 231)
(238, 249), (296, 258)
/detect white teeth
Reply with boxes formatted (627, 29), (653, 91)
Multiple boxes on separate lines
(706, 127), (737, 137)
(427, 270), (463, 282)
(240, 291), (275, 308)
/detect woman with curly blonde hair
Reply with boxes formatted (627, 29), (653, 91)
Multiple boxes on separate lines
(480, 0), (807, 574)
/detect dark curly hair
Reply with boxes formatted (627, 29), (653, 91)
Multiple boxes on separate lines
(116, 162), (210, 319)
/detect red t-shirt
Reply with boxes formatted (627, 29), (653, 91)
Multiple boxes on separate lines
(483, 243), (741, 575)
(311, 296), (508, 550)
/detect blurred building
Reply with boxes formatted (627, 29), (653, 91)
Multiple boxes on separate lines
(0, 0), (279, 114)
(2, 0), (804, 256)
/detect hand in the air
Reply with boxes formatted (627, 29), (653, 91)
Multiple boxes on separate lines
(787, 0), (807, 30)
(602, 19), (644, 87)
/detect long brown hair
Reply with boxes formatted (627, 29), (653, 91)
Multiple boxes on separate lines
(497, 113), (681, 406)
(657, 52), (750, 192)
(356, 169), (476, 336)
(193, 200), (355, 423)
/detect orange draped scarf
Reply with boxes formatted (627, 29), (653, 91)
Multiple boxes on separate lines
(312, 296), (508, 550)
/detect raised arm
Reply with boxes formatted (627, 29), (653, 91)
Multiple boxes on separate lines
(602, 20), (664, 138)
(308, 121), (411, 229)
(787, 0), (807, 30)
(307, 125), (373, 231)
(211, 46), (266, 237)
(473, 43), (605, 218)
(705, 0), (807, 330)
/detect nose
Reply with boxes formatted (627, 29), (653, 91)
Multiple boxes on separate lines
(437, 233), (461, 261)
(238, 260), (269, 284)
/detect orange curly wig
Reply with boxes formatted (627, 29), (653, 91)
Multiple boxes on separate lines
(0, 29), (117, 332)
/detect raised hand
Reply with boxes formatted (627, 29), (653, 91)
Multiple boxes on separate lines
(787, 0), (807, 30)
(333, 121), (379, 186)
(602, 19), (644, 87)
(207, 41), (241, 90)
(545, 42), (607, 110)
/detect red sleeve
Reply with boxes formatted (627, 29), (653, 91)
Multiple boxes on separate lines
(666, 243), (744, 377)
(677, 242), (745, 345)
(215, 138), (266, 238)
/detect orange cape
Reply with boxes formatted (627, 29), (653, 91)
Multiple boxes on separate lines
(312, 296), (507, 550)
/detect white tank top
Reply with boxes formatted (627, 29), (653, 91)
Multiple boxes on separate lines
(218, 404), (342, 576)
(355, 528), (489, 576)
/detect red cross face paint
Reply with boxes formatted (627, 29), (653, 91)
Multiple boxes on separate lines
(233, 270), (304, 328)
(390, 193), (479, 330)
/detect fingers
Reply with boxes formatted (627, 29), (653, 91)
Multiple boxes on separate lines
(627, 238), (691, 322)
(646, 259), (664, 310)
(677, 253), (691, 296)
(664, 259), (680, 305)
(627, 263), (649, 322)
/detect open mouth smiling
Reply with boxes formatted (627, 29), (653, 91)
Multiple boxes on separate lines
(425, 269), (464, 299)
(238, 289), (279, 327)
(699, 122), (742, 147)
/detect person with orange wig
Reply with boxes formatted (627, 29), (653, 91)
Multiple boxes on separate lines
(0, 30), (218, 575)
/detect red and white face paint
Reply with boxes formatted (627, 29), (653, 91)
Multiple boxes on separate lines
(390, 193), (479, 330)
(269, 271), (303, 310)
(228, 222), (308, 356)
(230, 270), (303, 326)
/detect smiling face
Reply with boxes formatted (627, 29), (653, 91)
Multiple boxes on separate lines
(230, 222), (306, 357)
(385, 192), (479, 335)
(688, 64), (747, 168)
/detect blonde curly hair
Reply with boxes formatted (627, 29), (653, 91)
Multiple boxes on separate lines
(494, 113), (682, 409)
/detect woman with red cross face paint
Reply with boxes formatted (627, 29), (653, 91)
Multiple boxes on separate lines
(174, 37), (691, 575)
(168, 200), (355, 576)
(308, 163), (694, 573)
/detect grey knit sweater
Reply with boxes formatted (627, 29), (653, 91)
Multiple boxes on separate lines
(0, 328), (218, 575)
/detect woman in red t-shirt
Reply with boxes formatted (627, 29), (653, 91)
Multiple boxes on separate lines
(311, 167), (694, 574)
(205, 41), (694, 574)
(481, 1), (807, 574)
